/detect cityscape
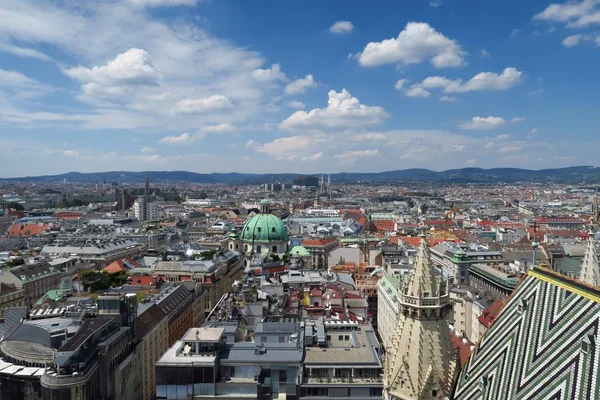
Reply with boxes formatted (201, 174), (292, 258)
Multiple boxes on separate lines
(2, 0), (600, 399)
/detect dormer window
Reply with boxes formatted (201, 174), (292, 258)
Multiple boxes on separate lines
(581, 334), (595, 354)
(517, 299), (526, 314)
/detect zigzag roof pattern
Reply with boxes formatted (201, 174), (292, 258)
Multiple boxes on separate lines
(454, 266), (600, 399)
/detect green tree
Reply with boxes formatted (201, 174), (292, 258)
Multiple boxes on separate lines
(6, 202), (24, 211)
(198, 250), (217, 260)
(6, 258), (25, 267)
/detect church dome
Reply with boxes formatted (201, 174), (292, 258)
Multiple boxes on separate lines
(241, 213), (288, 243)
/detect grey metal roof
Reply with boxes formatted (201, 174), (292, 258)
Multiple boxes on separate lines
(220, 342), (304, 364)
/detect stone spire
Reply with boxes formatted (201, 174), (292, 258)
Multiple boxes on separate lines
(384, 238), (457, 400)
(579, 236), (599, 286)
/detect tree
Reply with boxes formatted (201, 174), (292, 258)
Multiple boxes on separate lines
(6, 258), (25, 267)
(198, 250), (217, 260)
(6, 202), (24, 211)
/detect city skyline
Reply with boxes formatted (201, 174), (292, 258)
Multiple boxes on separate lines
(1, 0), (600, 177)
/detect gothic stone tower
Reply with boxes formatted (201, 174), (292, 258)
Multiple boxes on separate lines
(384, 238), (457, 400)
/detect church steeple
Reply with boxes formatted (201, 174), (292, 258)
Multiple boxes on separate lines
(579, 236), (599, 286)
(384, 238), (457, 400)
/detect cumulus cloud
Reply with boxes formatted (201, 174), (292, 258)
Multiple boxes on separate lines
(511, 117), (526, 123)
(64, 48), (159, 87)
(402, 67), (523, 98)
(562, 33), (600, 47)
(256, 136), (312, 158)
(284, 74), (318, 95)
(334, 149), (380, 162)
(175, 95), (234, 113)
(534, 0), (600, 28)
(286, 100), (306, 109)
(158, 132), (192, 144)
(480, 49), (490, 58)
(357, 22), (466, 68)
(406, 87), (431, 98)
(252, 63), (287, 82)
(429, 0), (443, 8)
(201, 123), (235, 133)
(329, 21), (354, 34)
(510, 28), (521, 38)
(394, 79), (407, 91)
(459, 116), (506, 130)
(280, 89), (388, 132)
(140, 147), (156, 153)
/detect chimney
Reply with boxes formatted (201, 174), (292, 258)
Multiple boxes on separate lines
(195, 330), (200, 355)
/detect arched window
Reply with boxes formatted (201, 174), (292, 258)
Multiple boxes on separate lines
(272, 245), (277, 253)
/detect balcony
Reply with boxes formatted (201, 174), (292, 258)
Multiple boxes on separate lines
(40, 361), (98, 389)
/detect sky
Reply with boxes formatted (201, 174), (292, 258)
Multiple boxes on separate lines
(1, 0), (599, 177)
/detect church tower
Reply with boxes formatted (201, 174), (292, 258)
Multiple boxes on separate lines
(384, 238), (457, 400)
(579, 236), (599, 286)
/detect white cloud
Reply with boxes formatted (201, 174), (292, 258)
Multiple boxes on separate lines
(245, 139), (257, 148)
(404, 67), (523, 97)
(562, 33), (600, 47)
(439, 95), (459, 102)
(280, 89), (388, 132)
(480, 49), (490, 58)
(528, 128), (539, 137)
(252, 63), (287, 82)
(141, 147), (156, 153)
(394, 79), (407, 91)
(286, 100), (306, 109)
(329, 21), (354, 34)
(201, 123), (235, 133)
(175, 95), (234, 113)
(284, 74), (318, 95)
(534, 0), (600, 28)
(64, 48), (159, 87)
(511, 117), (526, 122)
(353, 133), (387, 141)
(256, 136), (312, 158)
(158, 132), (192, 144)
(563, 34), (584, 47)
(63, 150), (80, 157)
(0, 69), (40, 89)
(429, 0), (443, 8)
(357, 22), (466, 68)
(459, 116), (506, 130)
(128, 0), (198, 7)
(466, 159), (477, 165)
(0, 43), (51, 61)
(511, 28), (521, 38)
(334, 149), (380, 162)
(406, 87), (430, 98)
(527, 88), (544, 96)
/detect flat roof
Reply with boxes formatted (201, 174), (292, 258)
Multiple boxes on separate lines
(183, 327), (224, 342)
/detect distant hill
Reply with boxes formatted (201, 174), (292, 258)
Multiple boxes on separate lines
(2, 166), (600, 184)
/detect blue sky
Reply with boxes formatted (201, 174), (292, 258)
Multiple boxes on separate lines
(1, 0), (599, 177)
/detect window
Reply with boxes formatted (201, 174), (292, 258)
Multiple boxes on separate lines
(344, 335), (349, 341)
(432, 390), (437, 396)
(256, 245), (261, 253)
(272, 245), (277, 253)
(338, 335), (343, 340)
(261, 336), (267, 343)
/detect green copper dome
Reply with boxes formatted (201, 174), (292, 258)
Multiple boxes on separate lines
(241, 213), (289, 243)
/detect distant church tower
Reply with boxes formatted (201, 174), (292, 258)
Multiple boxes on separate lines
(579, 236), (599, 286)
(591, 194), (599, 225)
(384, 238), (457, 400)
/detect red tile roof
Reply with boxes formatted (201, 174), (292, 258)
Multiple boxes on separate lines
(449, 331), (472, 367)
(302, 237), (338, 247)
(372, 220), (396, 232)
(130, 275), (155, 286)
(478, 298), (505, 328)
(8, 223), (51, 237)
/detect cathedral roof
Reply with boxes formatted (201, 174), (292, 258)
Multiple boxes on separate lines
(454, 266), (600, 399)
